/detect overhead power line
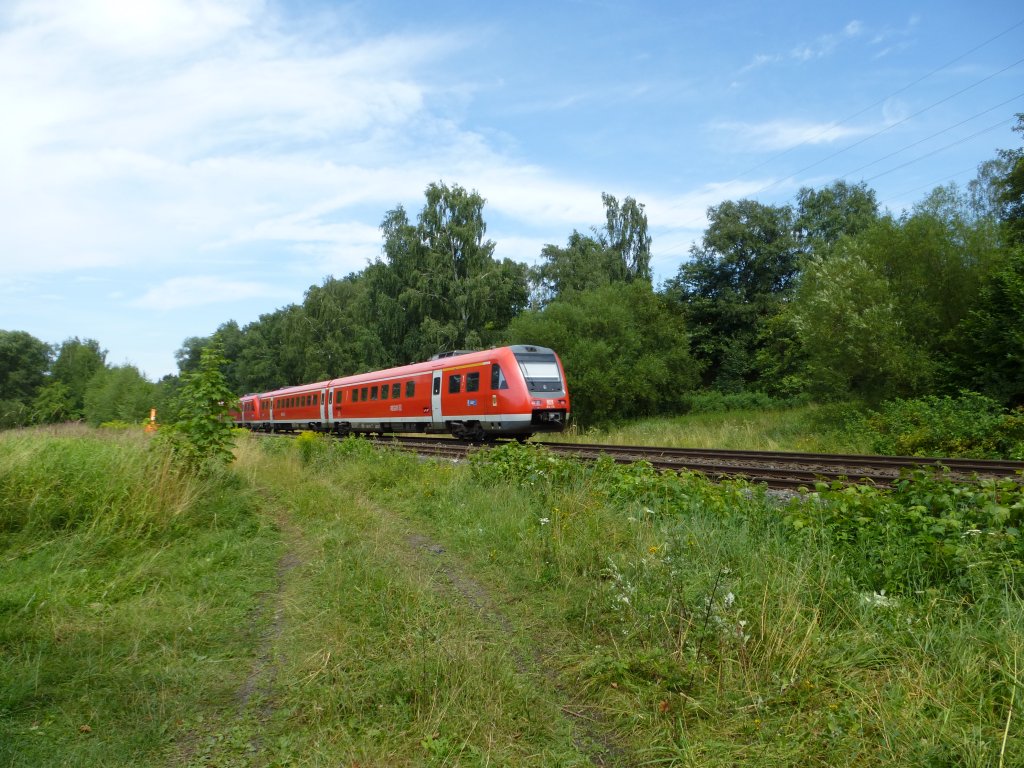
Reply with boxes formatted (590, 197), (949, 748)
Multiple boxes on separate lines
(750, 55), (1024, 198)
(837, 92), (1024, 180)
(728, 17), (1024, 182)
(652, 17), (1024, 261)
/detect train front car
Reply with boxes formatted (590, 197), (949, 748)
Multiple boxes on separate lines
(505, 345), (570, 436)
(428, 345), (570, 441)
(481, 344), (565, 438)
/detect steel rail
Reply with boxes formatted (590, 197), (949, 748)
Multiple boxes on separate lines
(251, 432), (1024, 490)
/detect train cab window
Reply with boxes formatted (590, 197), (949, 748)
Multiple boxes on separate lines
(381, 384), (389, 400)
(407, 381), (416, 398)
(448, 374), (462, 394)
(392, 382), (401, 399)
(466, 372), (480, 392)
(361, 387), (369, 401)
(491, 364), (509, 390)
(371, 386), (378, 401)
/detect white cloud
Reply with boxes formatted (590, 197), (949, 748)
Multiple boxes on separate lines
(710, 119), (870, 152)
(740, 19), (865, 73)
(131, 276), (283, 310)
(0, 0), (479, 278)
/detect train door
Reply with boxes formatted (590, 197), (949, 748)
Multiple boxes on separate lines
(431, 370), (444, 430)
(320, 388), (327, 425)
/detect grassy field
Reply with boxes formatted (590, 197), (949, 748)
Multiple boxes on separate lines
(549, 404), (874, 453)
(2, 425), (1022, 766)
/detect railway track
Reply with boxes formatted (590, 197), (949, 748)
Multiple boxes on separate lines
(373, 436), (1024, 490)
(253, 432), (1024, 490)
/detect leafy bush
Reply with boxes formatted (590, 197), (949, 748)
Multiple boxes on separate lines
(854, 391), (1024, 458)
(155, 346), (238, 472)
(681, 390), (797, 414)
(295, 430), (331, 466)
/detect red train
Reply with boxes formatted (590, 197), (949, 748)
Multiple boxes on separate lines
(231, 345), (570, 441)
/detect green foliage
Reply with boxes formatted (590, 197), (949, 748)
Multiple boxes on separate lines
(850, 391), (1024, 459)
(795, 180), (879, 253)
(294, 430), (331, 466)
(786, 473), (1024, 595)
(31, 381), (75, 424)
(50, 337), (106, 416)
(0, 330), (51, 426)
(530, 193), (653, 307)
(668, 199), (800, 391)
(681, 389), (802, 414)
(952, 248), (1024, 404)
(82, 364), (158, 426)
(508, 282), (700, 425)
(792, 190), (1004, 402)
(375, 181), (529, 359)
(158, 346), (239, 472)
(791, 244), (932, 401)
(994, 113), (1024, 247)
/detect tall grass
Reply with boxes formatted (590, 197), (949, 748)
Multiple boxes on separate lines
(315, 439), (1023, 765)
(553, 403), (876, 453)
(0, 426), (279, 767)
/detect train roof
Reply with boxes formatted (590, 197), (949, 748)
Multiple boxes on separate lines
(251, 345), (558, 398)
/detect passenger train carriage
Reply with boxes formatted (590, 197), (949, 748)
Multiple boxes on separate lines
(231, 345), (569, 441)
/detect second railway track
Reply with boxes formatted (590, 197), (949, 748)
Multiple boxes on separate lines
(370, 435), (1024, 490)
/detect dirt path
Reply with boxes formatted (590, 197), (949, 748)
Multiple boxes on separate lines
(172, 499), (310, 768)
(176, 474), (628, 766)
(403, 531), (626, 767)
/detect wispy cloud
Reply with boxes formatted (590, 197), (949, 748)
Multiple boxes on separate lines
(131, 276), (284, 310)
(0, 0), (474, 277)
(739, 19), (865, 72)
(710, 119), (871, 152)
(869, 15), (920, 60)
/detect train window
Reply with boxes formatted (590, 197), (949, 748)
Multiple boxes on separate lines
(371, 386), (378, 400)
(314, 394), (318, 405)
(407, 381), (415, 398)
(392, 382), (401, 399)
(351, 389), (358, 403)
(361, 387), (369, 401)
(381, 384), (389, 400)
(491, 364), (509, 390)
(466, 372), (480, 392)
(448, 374), (462, 394)
(433, 377), (440, 396)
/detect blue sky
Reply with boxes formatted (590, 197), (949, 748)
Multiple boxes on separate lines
(2, 0), (1022, 379)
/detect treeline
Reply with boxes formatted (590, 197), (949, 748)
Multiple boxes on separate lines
(2, 116), (1022, 428)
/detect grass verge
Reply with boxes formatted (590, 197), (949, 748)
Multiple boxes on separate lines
(0, 426), (280, 767)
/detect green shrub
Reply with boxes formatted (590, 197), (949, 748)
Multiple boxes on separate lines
(681, 390), (802, 414)
(855, 391), (1024, 458)
(785, 471), (1024, 595)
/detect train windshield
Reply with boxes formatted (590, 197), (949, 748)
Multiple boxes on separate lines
(515, 351), (563, 393)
